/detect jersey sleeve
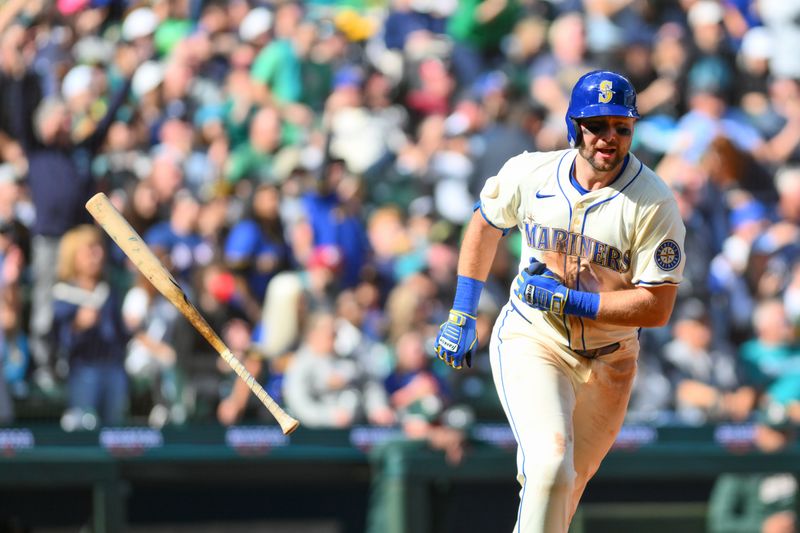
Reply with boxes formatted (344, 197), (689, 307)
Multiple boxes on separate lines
(478, 153), (528, 230)
(630, 198), (686, 286)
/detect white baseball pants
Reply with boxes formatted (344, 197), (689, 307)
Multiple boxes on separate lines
(489, 303), (639, 533)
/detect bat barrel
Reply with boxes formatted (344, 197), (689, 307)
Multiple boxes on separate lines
(85, 193), (299, 435)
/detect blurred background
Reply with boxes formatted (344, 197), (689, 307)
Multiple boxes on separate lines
(0, 0), (799, 531)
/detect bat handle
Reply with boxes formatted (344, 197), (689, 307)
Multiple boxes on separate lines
(220, 350), (300, 435)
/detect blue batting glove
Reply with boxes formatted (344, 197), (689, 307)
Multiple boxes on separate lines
(435, 310), (478, 370)
(514, 268), (568, 315)
(514, 258), (600, 319)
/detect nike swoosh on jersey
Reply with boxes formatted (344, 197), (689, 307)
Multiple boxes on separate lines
(535, 191), (556, 199)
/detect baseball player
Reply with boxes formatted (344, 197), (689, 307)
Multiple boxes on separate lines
(435, 70), (686, 532)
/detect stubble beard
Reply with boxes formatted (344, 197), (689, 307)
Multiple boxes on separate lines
(578, 144), (625, 173)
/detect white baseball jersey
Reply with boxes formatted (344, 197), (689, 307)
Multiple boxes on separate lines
(479, 148), (686, 352)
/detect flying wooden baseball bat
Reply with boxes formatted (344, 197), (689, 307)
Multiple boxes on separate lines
(85, 192), (299, 435)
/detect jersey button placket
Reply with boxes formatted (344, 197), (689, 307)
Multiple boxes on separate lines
(572, 207), (581, 229)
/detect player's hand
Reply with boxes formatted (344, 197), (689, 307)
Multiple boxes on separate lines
(514, 258), (600, 319)
(435, 310), (477, 370)
(514, 259), (569, 315)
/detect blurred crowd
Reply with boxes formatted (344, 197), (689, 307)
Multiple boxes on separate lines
(0, 0), (798, 446)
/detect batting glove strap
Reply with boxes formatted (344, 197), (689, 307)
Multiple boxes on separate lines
(523, 283), (568, 314)
(515, 271), (599, 319)
(435, 310), (478, 370)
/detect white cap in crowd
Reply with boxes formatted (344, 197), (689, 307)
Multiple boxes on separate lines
(239, 7), (273, 43)
(687, 0), (724, 27)
(61, 64), (93, 100)
(122, 7), (159, 42)
(740, 26), (774, 60)
(132, 60), (165, 98)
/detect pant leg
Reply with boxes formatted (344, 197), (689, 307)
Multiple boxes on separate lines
(100, 362), (129, 426)
(29, 236), (59, 373)
(68, 363), (103, 414)
(489, 306), (579, 533)
(568, 341), (639, 518)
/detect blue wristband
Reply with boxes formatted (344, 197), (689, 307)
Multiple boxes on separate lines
(565, 290), (600, 320)
(453, 275), (484, 316)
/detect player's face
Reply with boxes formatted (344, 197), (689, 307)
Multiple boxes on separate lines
(577, 117), (635, 173)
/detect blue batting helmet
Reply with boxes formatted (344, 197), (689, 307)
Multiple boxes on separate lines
(565, 70), (640, 147)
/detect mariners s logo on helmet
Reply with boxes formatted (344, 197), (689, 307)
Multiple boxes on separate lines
(598, 80), (613, 103)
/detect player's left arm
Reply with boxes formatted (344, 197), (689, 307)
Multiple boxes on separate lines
(594, 284), (677, 327)
(514, 265), (677, 327)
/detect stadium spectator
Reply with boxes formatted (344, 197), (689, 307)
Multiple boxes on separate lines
(144, 188), (214, 289)
(52, 225), (129, 428)
(382, 0), (448, 53)
(283, 311), (391, 428)
(759, 0), (800, 80)
(301, 158), (371, 289)
(468, 73), (538, 196)
(384, 271), (439, 345)
(0, 212), (26, 422)
(761, 77), (800, 166)
(384, 329), (447, 434)
(120, 178), (161, 239)
(733, 27), (774, 124)
(662, 298), (755, 425)
(684, 0), (737, 100)
(250, 1), (303, 106)
(446, 0), (519, 86)
(749, 188), (800, 304)
(739, 299), (800, 420)
(224, 183), (292, 313)
(0, 24), (41, 158)
(527, 11), (597, 150)
(224, 105), (287, 186)
(334, 290), (393, 394)
(122, 272), (182, 428)
(708, 197), (770, 345)
(13, 52), (137, 393)
(403, 56), (456, 129)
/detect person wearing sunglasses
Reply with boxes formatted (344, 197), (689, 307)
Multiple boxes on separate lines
(434, 70), (686, 532)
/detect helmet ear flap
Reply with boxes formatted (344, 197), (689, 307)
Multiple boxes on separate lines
(568, 119), (582, 148)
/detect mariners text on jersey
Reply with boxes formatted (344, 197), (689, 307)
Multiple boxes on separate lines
(523, 222), (632, 274)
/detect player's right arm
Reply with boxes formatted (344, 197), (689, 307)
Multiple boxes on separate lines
(435, 211), (504, 370)
(457, 211), (505, 281)
(434, 152), (534, 370)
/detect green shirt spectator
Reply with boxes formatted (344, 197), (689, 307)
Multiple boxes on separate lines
(223, 99), (259, 151)
(224, 107), (283, 185)
(225, 144), (276, 185)
(446, 0), (519, 51)
(739, 337), (800, 389)
(251, 39), (302, 105)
